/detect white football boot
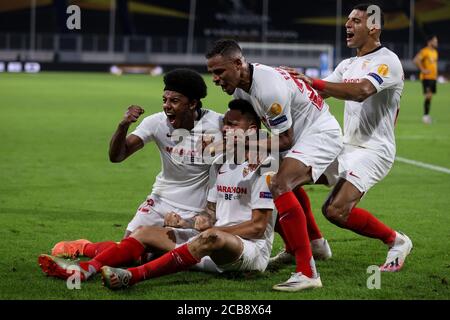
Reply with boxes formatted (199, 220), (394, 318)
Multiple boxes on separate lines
(101, 266), (133, 290)
(380, 231), (413, 272)
(268, 248), (295, 265)
(422, 115), (432, 124)
(311, 238), (332, 260)
(269, 237), (332, 266)
(273, 272), (322, 292)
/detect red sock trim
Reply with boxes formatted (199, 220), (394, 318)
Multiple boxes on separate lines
(274, 191), (299, 213)
(174, 243), (201, 265)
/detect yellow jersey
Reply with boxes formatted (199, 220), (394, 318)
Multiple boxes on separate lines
(418, 47), (438, 80)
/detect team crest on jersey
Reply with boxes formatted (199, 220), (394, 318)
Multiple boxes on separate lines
(269, 103), (282, 116)
(377, 64), (389, 76)
(242, 165), (257, 177)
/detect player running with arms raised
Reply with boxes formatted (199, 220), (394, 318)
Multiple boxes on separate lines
(286, 3), (412, 272)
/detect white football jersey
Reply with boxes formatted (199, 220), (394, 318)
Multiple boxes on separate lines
(131, 109), (223, 212)
(207, 162), (276, 257)
(324, 47), (404, 161)
(234, 63), (340, 143)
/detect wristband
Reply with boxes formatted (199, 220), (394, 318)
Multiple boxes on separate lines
(312, 79), (326, 91)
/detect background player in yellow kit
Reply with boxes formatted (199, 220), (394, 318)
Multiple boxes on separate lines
(414, 35), (439, 124)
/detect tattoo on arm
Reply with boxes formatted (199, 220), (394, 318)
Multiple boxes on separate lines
(206, 202), (217, 224)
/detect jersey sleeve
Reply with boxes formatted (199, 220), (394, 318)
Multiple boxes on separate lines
(130, 114), (161, 144)
(258, 79), (293, 134)
(250, 173), (274, 210)
(323, 59), (347, 83)
(363, 55), (403, 92)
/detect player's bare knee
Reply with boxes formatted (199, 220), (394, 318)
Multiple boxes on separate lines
(130, 226), (156, 245)
(323, 203), (347, 226)
(197, 229), (224, 251)
(321, 200), (330, 218)
(129, 226), (145, 240)
(269, 175), (289, 197)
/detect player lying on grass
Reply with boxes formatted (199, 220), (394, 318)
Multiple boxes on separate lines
(39, 99), (276, 290)
(206, 39), (343, 291)
(48, 68), (223, 259)
(278, 3), (413, 272)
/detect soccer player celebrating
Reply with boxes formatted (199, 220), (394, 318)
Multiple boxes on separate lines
(414, 35), (439, 124)
(44, 68), (223, 260)
(205, 39), (343, 291)
(38, 100), (276, 288)
(289, 3), (413, 272)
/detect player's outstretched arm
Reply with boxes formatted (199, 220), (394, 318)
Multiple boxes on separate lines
(280, 66), (330, 98)
(247, 127), (293, 155)
(109, 105), (145, 162)
(214, 208), (272, 239)
(313, 79), (377, 102)
(299, 73), (377, 103)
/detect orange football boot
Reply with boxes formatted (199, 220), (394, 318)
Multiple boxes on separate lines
(51, 239), (92, 259)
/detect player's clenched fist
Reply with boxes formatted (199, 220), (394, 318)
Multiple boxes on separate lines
(164, 212), (182, 228)
(120, 105), (145, 126)
(193, 214), (213, 231)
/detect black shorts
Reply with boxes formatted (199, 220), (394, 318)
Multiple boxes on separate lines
(422, 79), (437, 94)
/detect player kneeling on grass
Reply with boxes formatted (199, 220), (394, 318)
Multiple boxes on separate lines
(39, 99), (278, 290)
(45, 68), (224, 261)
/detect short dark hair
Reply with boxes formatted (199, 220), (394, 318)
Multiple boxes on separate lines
(163, 68), (207, 108)
(426, 34), (437, 43)
(228, 99), (261, 129)
(353, 3), (385, 28)
(205, 39), (242, 59)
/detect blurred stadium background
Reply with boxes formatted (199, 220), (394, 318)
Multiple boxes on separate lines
(0, 0), (449, 78)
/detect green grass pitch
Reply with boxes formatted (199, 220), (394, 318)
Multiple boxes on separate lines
(0, 72), (449, 300)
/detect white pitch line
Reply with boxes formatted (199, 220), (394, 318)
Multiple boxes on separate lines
(396, 156), (450, 174)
